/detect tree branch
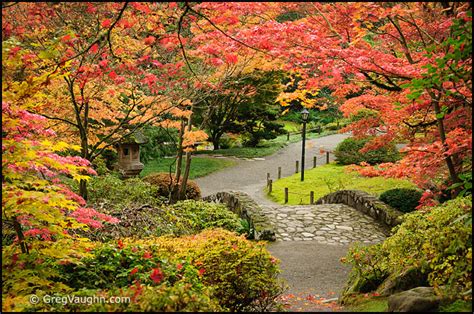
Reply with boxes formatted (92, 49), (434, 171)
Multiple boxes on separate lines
(184, 3), (267, 54)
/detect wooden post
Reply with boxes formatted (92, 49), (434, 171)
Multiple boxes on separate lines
(287, 131), (290, 141)
(267, 172), (270, 181)
(326, 151), (330, 164)
(295, 160), (299, 173)
(313, 156), (317, 168)
(278, 167), (281, 179)
(268, 179), (273, 193)
(310, 191), (314, 204)
(284, 187), (289, 204)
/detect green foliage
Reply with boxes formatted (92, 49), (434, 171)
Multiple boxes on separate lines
(30, 240), (221, 312)
(166, 200), (243, 234)
(87, 174), (165, 211)
(275, 10), (306, 22)
(269, 164), (416, 205)
(84, 199), (243, 241)
(151, 229), (286, 311)
(379, 188), (423, 213)
(342, 196), (472, 301)
(140, 156), (235, 179)
(334, 137), (400, 165)
(194, 70), (286, 149)
(345, 294), (388, 312)
(439, 299), (472, 312)
(447, 172), (472, 198)
(196, 141), (287, 158)
(56, 229), (284, 312)
(91, 155), (110, 176)
(143, 173), (201, 200)
(218, 133), (242, 149)
(324, 121), (342, 131)
(140, 125), (178, 163)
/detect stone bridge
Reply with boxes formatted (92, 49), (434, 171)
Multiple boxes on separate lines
(204, 190), (403, 245)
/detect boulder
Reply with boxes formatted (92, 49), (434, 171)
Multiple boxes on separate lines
(377, 267), (429, 296)
(388, 287), (441, 312)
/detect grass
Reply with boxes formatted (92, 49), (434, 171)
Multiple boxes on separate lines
(267, 163), (417, 205)
(440, 300), (472, 312)
(346, 296), (388, 312)
(279, 120), (300, 133)
(140, 156), (236, 179)
(195, 130), (337, 159)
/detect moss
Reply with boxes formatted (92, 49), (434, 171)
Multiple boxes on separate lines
(348, 297), (388, 312)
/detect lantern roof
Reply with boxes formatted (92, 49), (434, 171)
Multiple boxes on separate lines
(118, 131), (148, 145)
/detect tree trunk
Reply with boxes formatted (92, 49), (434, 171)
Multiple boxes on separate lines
(79, 136), (89, 200)
(211, 132), (222, 150)
(170, 119), (186, 204)
(179, 152), (192, 200)
(79, 179), (88, 201)
(427, 89), (460, 197)
(179, 114), (194, 200)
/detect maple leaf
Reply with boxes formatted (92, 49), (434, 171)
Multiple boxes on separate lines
(150, 267), (164, 284)
(144, 36), (155, 45)
(101, 19), (111, 28)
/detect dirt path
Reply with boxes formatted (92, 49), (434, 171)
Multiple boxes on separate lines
(195, 133), (357, 312)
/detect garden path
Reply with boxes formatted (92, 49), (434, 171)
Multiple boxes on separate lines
(195, 133), (389, 312)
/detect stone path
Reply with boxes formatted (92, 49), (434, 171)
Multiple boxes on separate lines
(261, 204), (389, 244)
(195, 133), (389, 311)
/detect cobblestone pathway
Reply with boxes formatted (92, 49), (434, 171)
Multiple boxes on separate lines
(261, 204), (389, 244)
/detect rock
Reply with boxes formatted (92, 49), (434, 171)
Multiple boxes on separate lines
(336, 225), (353, 231)
(387, 287), (441, 312)
(377, 267), (429, 296)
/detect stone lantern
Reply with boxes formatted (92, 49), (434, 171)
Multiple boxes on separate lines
(115, 132), (147, 178)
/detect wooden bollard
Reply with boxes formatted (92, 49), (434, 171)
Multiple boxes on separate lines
(284, 187), (289, 203)
(310, 191), (314, 204)
(313, 156), (317, 168)
(295, 160), (299, 173)
(278, 167), (281, 179)
(267, 172), (270, 181)
(287, 132), (290, 141)
(268, 179), (273, 193)
(326, 151), (330, 164)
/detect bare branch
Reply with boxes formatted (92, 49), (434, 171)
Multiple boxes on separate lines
(185, 3), (267, 54)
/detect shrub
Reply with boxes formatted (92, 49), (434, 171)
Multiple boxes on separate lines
(334, 137), (400, 165)
(39, 229), (284, 312)
(379, 188), (423, 213)
(166, 200), (242, 234)
(32, 241), (222, 312)
(219, 133), (241, 149)
(143, 173), (201, 200)
(342, 196), (472, 301)
(134, 229), (286, 311)
(324, 121), (341, 131)
(87, 174), (165, 211)
(83, 200), (243, 241)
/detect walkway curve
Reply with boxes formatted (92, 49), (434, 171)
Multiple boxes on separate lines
(195, 133), (386, 312)
(195, 132), (350, 204)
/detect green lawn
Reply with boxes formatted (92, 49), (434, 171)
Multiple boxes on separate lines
(346, 296), (388, 312)
(140, 156), (236, 179)
(195, 130), (337, 159)
(280, 120), (300, 133)
(267, 163), (417, 205)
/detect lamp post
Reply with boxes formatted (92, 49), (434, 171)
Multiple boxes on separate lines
(300, 108), (309, 181)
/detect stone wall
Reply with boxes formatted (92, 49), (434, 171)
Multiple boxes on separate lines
(316, 190), (403, 228)
(203, 191), (276, 241)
